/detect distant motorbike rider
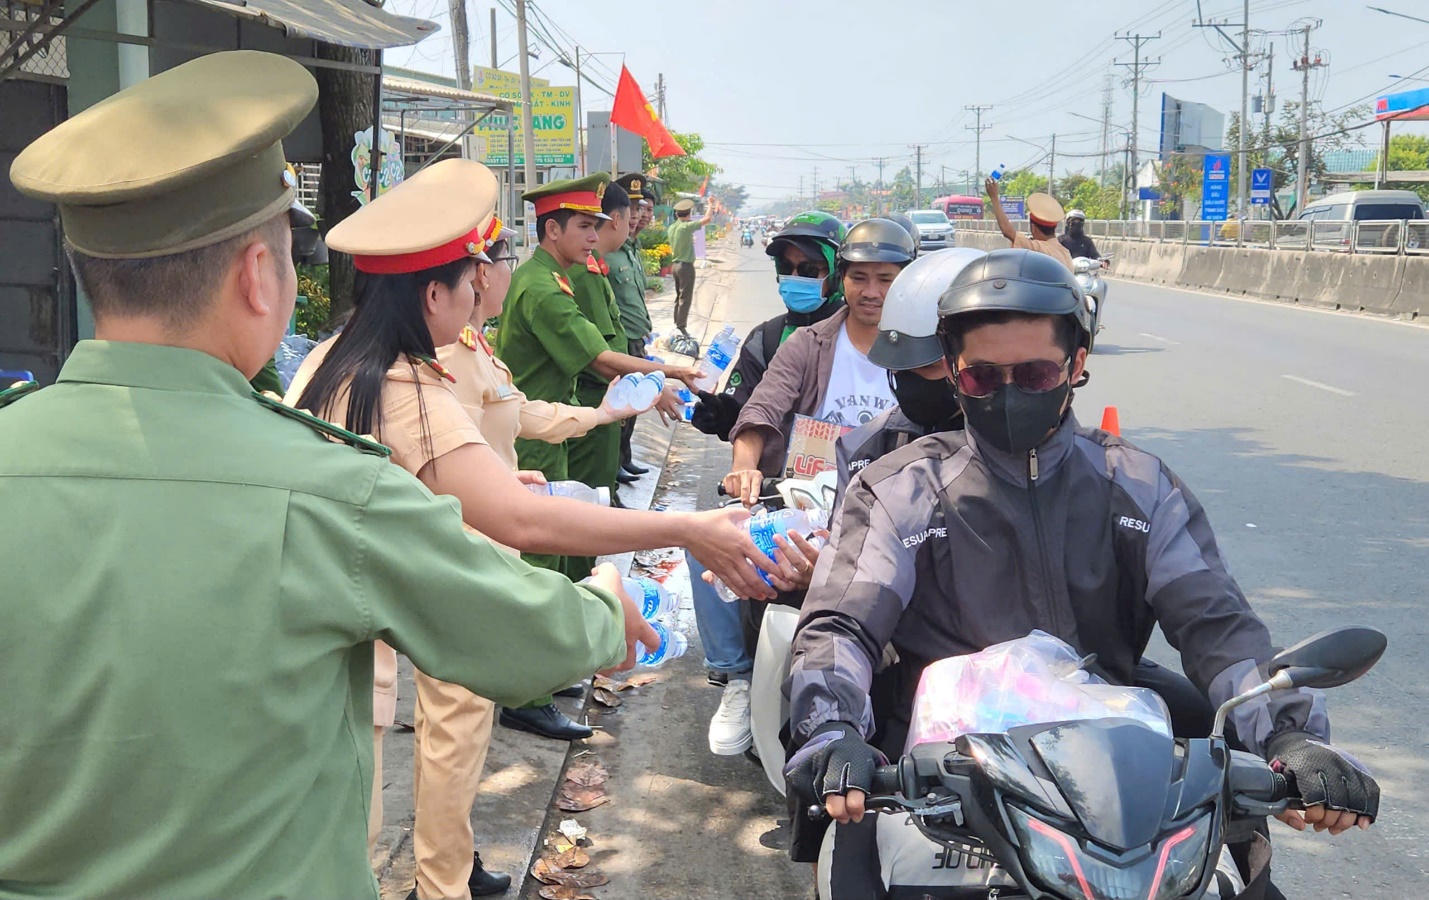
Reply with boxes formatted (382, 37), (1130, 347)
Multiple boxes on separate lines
(784, 249), (1379, 892)
(1059, 207), (1100, 260)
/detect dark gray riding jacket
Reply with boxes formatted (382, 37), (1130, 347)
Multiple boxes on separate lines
(788, 412), (1327, 758)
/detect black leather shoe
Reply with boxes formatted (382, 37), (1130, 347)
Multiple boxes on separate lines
(554, 684), (585, 699)
(469, 851), (512, 896)
(499, 704), (593, 741)
(622, 461), (651, 476)
(616, 469), (638, 484)
(610, 490), (627, 509)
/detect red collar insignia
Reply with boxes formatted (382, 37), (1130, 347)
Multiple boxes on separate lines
(553, 272), (575, 296)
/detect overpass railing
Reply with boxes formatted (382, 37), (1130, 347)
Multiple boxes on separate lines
(953, 217), (1429, 256)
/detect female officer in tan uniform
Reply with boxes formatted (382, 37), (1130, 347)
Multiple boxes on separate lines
(287, 159), (781, 900)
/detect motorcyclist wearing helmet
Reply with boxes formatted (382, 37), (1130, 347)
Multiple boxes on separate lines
(881, 211), (921, 261)
(1059, 207), (1100, 260)
(784, 249), (1379, 877)
(724, 217), (918, 506)
(690, 210), (847, 442)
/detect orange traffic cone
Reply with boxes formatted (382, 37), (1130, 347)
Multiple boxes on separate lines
(1100, 406), (1121, 437)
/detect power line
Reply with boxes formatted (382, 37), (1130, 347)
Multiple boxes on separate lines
(1114, 33), (1159, 218)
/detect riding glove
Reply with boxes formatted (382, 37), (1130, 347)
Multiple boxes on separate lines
(690, 390), (740, 441)
(784, 722), (886, 802)
(1266, 731), (1380, 820)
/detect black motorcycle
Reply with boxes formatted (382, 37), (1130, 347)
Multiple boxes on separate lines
(814, 626), (1386, 900)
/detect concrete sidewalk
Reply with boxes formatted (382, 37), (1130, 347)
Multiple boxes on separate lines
(374, 246), (736, 899)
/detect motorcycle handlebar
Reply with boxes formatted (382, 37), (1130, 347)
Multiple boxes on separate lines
(870, 764), (901, 796)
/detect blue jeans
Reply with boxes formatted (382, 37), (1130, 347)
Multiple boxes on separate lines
(687, 550), (753, 677)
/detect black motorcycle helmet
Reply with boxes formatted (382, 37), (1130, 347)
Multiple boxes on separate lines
(883, 211), (921, 260)
(936, 248), (1092, 364)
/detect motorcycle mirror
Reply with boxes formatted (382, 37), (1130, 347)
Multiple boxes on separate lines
(1269, 626), (1386, 690)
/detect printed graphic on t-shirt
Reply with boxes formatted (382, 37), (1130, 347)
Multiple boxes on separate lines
(817, 323), (896, 427)
(820, 392), (893, 427)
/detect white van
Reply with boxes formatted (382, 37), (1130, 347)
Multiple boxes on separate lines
(1297, 190), (1426, 250)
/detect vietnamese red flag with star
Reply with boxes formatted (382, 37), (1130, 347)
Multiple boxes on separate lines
(610, 65), (686, 159)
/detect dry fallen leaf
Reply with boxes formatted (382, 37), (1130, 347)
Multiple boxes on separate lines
(547, 871), (609, 889)
(626, 672), (659, 687)
(556, 786), (609, 812)
(591, 687), (622, 708)
(551, 834), (576, 854)
(592, 674), (621, 692)
(530, 857), (561, 885)
(538, 885), (595, 900)
(551, 846), (591, 869)
(565, 758), (610, 788)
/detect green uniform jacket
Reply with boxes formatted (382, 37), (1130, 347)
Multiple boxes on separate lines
(609, 238), (652, 342)
(668, 219), (700, 263)
(495, 246), (611, 478)
(0, 341), (625, 900)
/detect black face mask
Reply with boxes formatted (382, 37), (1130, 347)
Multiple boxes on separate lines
(959, 380), (1072, 455)
(1067, 221), (1084, 237)
(891, 370), (962, 433)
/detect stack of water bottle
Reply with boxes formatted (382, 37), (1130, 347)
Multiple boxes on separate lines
(715, 507), (830, 602)
(606, 370), (665, 416)
(623, 576), (688, 668)
(528, 479), (611, 507)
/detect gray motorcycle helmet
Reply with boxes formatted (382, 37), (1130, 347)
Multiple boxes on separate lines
(869, 248), (987, 370)
(883, 211), (921, 260)
(936, 249), (1092, 358)
(837, 217), (918, 267)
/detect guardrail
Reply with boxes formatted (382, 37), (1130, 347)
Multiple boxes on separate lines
(953, 217), (1429, 255)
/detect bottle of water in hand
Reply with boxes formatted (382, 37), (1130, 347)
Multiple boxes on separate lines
(693, 325), (740, 393)
(635, 622), (688, 668)
(529, 481), (610, 506)
(716, 507), (830, 602)
(990, 163), (1007, 183)
(623, 577), (678, 622)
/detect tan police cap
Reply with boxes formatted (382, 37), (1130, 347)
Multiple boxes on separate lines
(9, 50), (317, 259)
(326, 158), (499, 274)
(1027, 193), (1065, 228)
(673, 198), (696, 213)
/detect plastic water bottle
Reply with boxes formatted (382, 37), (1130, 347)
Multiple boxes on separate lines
(607, 371), (665, 415)
(529, 480), (611, 506)
(623, 576), (678, 622)
(717, 508), (831, 602)
(990, 163), (1007, 182)
(676, 387), (696, 423)
(693, 325), (740, 392)
(635, 621), (689, 668)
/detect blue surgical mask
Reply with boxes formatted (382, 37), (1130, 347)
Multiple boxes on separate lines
(777, 275), (826, 313)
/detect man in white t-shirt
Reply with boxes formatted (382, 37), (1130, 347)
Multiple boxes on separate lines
(725, 218), (918, 505)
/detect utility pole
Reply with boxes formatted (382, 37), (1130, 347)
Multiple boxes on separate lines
(1115, 33), (1160, 219)
(1239, 0), (1250, 216)
(489, 7), (497, 68)
(1260, 42), (1274, 139)
(812, 165), (820, 204)
(656, 73), (666, 121)
(449, 1), (471, 90)
(798, 175), (804, 208)
(1100, 72), (1114, 187)
(910, 144), (926, 207)
(940, 164), (948, 194)
(514, 0), (537, 205)
(1292, 20), (1324, 212)
(1048, 134), (1057, 199)
(572, 49), (583, 174)
(964, 105), (992, 184)
(875, 157), (886, 214)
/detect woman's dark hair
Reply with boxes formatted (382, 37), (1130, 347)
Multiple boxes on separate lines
(295, 257), (474, 452)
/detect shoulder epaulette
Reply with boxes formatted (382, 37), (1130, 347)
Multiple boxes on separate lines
(0, 380), (40, 409)
(250, 390), (392, 458)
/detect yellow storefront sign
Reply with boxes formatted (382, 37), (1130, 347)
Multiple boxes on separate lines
(472, 66), (575, 166)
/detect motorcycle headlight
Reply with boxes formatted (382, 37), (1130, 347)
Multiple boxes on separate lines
(1007, 806), (1211, 900)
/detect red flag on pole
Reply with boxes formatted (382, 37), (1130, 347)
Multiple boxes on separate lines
(698, 175), (709, 197)
(610, 65), (686, 159)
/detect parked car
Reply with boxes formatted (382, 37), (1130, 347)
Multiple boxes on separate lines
(906, 208), (955, 250)
(1297, 189), (1426, 250)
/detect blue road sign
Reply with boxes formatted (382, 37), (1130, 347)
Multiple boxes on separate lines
(1250, 167), (1273, 205)
(1202, 153), (1230, 221)
(1001, 196), (1026, 219)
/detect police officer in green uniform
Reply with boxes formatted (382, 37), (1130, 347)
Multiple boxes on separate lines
(667, 196), (714, 333)
(565, 183), (633, 520)
(494, 173), (698, 578)
(610, 173), (655, 480)
(0, 51), (654, 900)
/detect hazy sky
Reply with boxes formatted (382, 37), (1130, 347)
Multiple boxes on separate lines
(385, 0), (1429, 205)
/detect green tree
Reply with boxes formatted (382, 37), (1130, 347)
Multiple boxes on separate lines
(1001, 168), (1049, 198)
(1156, 154), (1204, 217)
(707, 180), (749, 215)
(1223, 101), (1368, 215)
(1364, 134), (1429, 203)
(1057, 172), (1093, 201)
(890, 166), (917, 210)
(1066, 178), (1122, 220)
(644, 130), (720, 195)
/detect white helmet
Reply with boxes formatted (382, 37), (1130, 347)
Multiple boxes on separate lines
(868, 248), (986, 370)
(1066, 208), (1087, 221)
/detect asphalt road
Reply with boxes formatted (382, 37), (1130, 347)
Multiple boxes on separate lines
(593, 245), (1427, 897)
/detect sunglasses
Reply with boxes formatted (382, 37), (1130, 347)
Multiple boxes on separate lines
(954, 357), (1070, 398)
(775, 259), (826, 279)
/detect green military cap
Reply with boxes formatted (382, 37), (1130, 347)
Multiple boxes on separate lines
(525, 173), (612, 221)
(672, 198), (696, 213)
(613, 172), (651, 203)
(9, 50), (318, 259)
